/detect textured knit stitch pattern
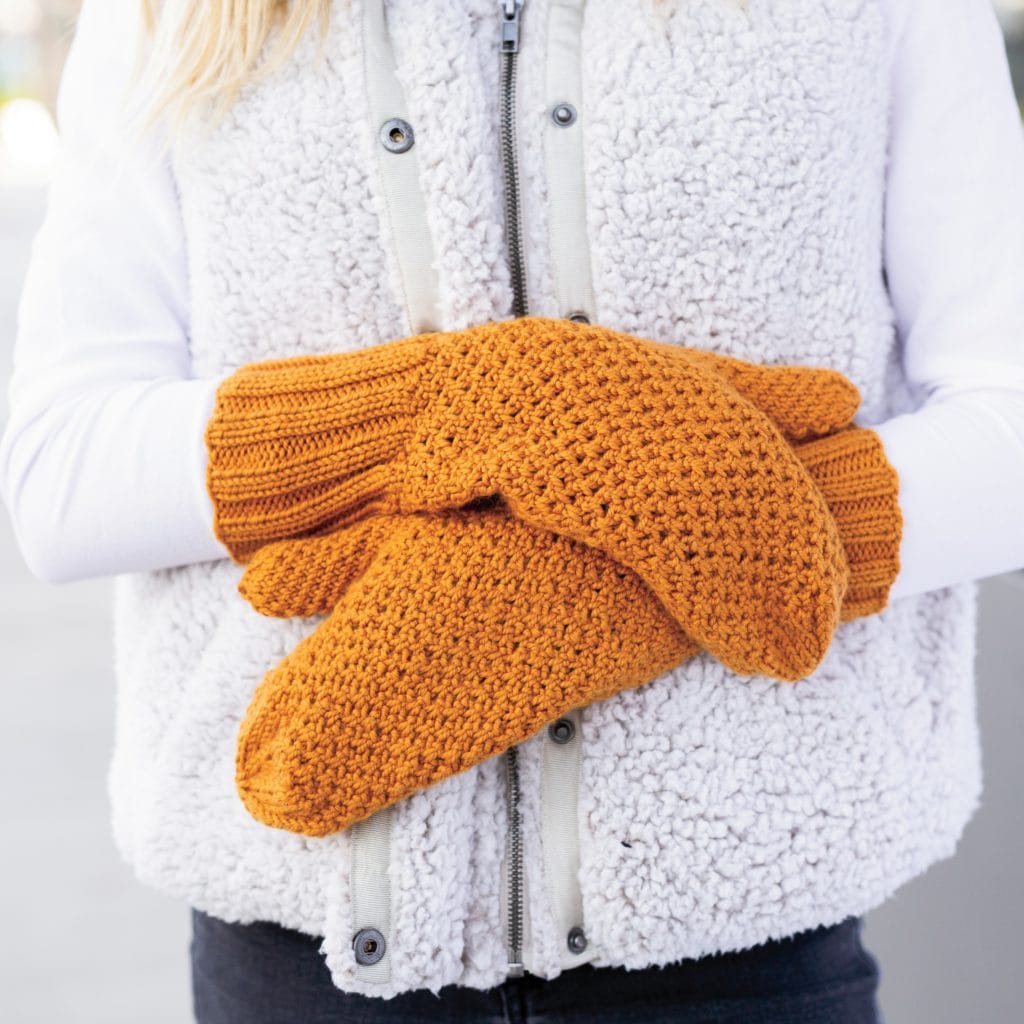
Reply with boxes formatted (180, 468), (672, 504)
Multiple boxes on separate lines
(207, 316), (862, 681)
(234, 427), (901, 839)
(229, 351), (902, 838)
(236, 508), (699, 838)
(106, 0), (983, 1000)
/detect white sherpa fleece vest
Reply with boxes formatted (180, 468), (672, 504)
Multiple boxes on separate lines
(108, 0), (981, 999)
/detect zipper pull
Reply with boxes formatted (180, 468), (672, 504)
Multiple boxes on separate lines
(501, 0), (523, 54)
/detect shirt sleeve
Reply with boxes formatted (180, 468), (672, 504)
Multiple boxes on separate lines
(0, 0), (231, 583)
(871, 0), (1024, 600)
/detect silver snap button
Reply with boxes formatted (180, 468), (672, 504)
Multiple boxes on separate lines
(380, 117), (414, 154)
(567, 311), (590, 324)
(551, 102), (577, 127)
(567, 925), (588, 954)
(548, 718), (575, 744)
(352, 927), (386, 965)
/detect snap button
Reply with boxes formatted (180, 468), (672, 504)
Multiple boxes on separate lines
(352, 927), (386, 965)
(551, 102), (577, 127)
(380, 117), (414, 154)
(567, 311), (590, 324)
(548, 718), (575, 744)
(567, 925), (588, 954)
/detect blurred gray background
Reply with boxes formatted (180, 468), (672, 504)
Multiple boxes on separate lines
(1, 2), (1023, 1022)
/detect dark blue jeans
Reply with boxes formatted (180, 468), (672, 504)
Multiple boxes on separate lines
(190, 908), (882, 1023)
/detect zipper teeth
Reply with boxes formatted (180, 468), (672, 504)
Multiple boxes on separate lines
(499, 0), (527, 980)
(500, 48), (528, 317)
(505, 746), (524, 975)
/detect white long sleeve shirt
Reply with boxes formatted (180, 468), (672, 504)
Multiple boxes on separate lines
(2, 0), (1024, 595)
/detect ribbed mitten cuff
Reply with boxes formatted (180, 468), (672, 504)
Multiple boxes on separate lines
(795, 426), (903, 622)
(204, 336), (431, 562)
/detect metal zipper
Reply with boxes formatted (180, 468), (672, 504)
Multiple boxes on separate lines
(499, 0), (529, 981)
(503, 744), (526, 978)
(500, 0), (529, 318)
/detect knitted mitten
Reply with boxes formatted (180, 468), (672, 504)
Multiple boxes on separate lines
(231, 374), (902, 838)
(206, 316), (857, 679)
(236, 505), (700, 837)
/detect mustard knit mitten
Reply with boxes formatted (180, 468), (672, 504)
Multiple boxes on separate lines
(229, 370), (902, 837)
(236, 505), (701, 837)
(206, 317), (856, 680)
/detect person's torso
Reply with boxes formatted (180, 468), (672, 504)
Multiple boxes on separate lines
(108, 0), (981, 998)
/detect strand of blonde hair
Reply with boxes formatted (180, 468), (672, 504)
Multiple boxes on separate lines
(130, 0), (330, 144)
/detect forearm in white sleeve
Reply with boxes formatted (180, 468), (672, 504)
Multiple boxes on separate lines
(0, 0), (230, 583)
(871, 0), (1024, 601)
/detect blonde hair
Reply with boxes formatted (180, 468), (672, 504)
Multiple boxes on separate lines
(131, 0), (330, 141)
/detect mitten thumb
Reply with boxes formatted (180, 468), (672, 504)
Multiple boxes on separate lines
(679, 347), (862, 442)
(238, 516), (395, 618)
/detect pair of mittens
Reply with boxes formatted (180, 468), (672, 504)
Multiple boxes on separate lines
(215, 332), (902, 837)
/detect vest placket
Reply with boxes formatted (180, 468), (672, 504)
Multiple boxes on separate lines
(342, 0), (443, 988)
(533, 0), (598, 973)
(349, 0), (598, 986)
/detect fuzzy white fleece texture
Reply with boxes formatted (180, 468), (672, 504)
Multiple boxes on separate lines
(103, 0), (983, 998)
